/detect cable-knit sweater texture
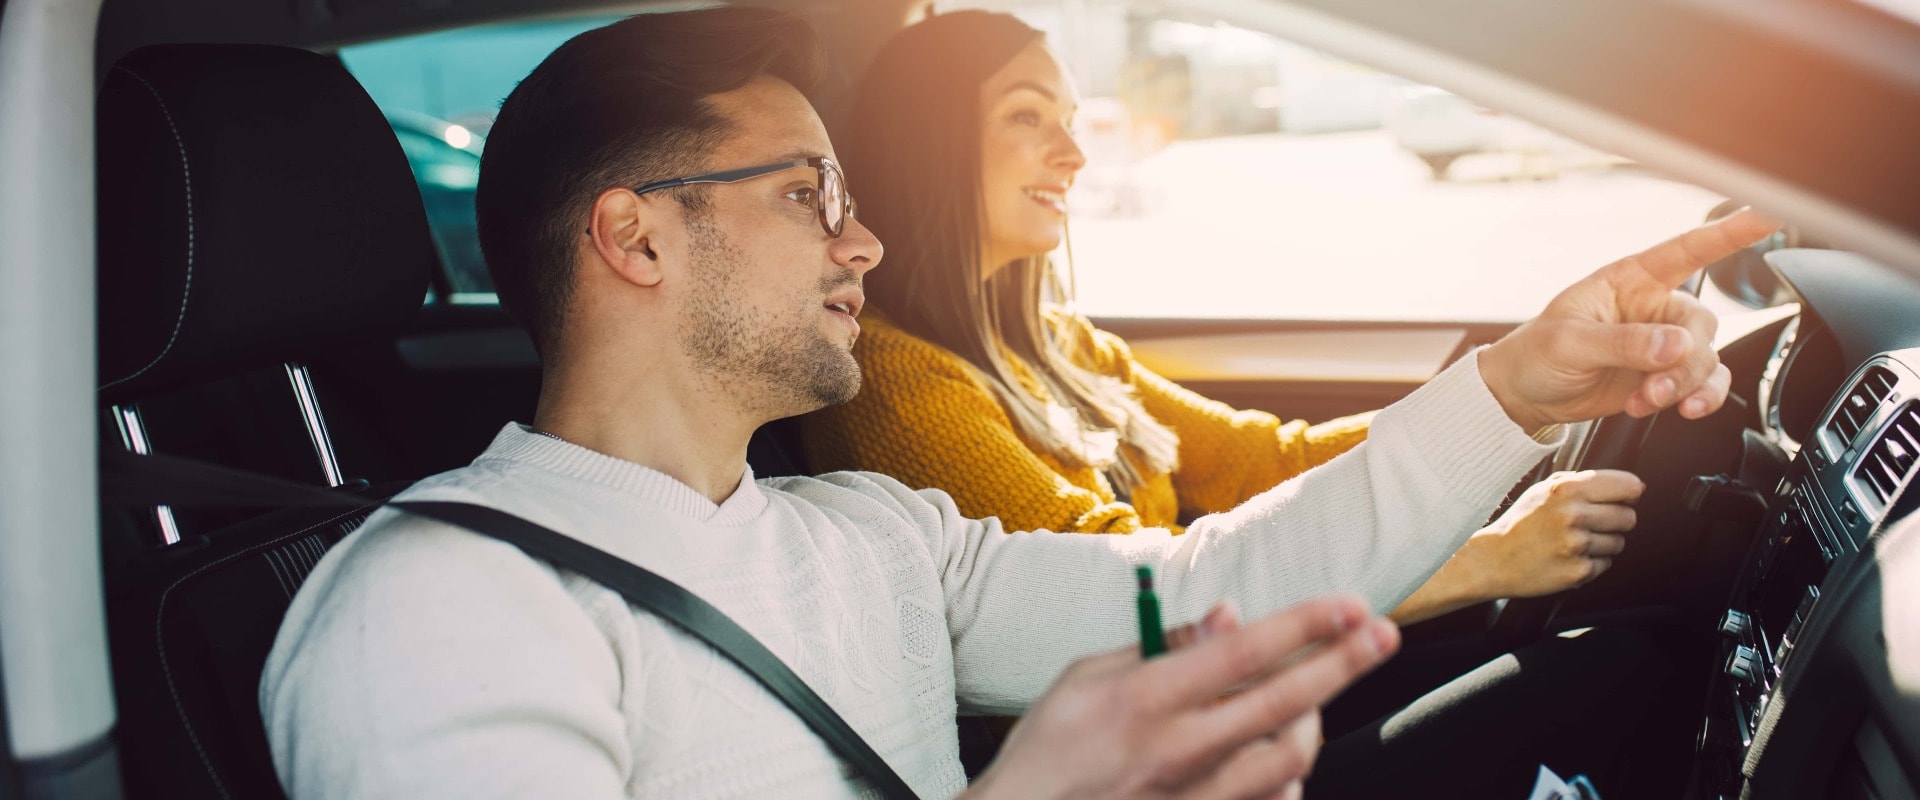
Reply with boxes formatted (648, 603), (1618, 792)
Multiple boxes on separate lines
(803, 311), (1373, 534)
(260, 353), (1555, 799)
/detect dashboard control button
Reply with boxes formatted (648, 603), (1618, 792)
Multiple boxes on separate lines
(1726, 645), (1762, 686)
(1684, 475), (1768, 526)
(1719, 610), (1753, 639)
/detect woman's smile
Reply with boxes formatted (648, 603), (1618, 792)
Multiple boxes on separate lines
(1022, 184), (1068, 214)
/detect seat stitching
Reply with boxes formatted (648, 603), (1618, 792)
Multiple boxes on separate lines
(260, 548), (293, 600)
(281, 545), (306, 594)
(270, 547), (299, 599)
(281, 543), (306, 587)
(153, 503), (379, 800)
(302, 536), (325, 575)
(284, 539), (308, 581)
(273, 547), (301, 597)
(269, 544), (299, 593)
(100, 65), (196, 391)
(292, 537), (318, 583)
(306, 536), (328, 574)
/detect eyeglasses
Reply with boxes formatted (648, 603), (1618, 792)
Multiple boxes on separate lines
(631, 156), (857, 237)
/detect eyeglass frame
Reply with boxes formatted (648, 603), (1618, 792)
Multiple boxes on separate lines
(617, 156), (856, 238)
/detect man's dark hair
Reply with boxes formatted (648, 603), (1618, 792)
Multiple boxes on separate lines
(476, 8), (822, 356)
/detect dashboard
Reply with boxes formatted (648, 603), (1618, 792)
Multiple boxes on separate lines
(1696, 249), (1920, 800)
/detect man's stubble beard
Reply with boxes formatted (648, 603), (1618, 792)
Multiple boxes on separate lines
(678, 213), (862, 418)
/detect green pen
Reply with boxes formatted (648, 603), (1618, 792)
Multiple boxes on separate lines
(1136, 565), (1167, 658)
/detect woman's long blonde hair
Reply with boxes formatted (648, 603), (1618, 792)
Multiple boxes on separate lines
(841, 11), (1178, 494)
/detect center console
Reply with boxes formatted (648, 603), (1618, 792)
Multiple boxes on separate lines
(1698, 352), (1920, 797)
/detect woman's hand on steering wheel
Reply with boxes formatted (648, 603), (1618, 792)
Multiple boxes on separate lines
(1461, 469), (1644, 599)
(1390, 469), (1644, 625)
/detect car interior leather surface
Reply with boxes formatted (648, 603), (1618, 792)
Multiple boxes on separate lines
(95, 43), (432, 800)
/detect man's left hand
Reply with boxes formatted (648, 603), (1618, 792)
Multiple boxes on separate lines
(1478, 208), (1781, 431)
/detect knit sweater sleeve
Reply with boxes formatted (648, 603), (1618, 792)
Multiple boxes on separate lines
(903, 351), (1561, 713)
(802, 319), (1145, 534)
(1066, 315), (1375, 518)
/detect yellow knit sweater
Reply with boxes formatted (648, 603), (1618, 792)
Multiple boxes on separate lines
(802, 310), (1373, 534)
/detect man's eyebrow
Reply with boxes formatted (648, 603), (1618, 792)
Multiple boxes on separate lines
(772, 148), (825, 165)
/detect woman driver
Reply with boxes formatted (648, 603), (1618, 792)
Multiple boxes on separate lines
(802, 11), (1640, 630)
(801, 12), (1671, 796)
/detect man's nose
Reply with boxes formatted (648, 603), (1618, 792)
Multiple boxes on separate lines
(832, 215), (884, 276)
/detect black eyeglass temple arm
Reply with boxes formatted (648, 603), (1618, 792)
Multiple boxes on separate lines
(633, 160), (814, 195)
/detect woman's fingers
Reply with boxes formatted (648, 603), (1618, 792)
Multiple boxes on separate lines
(1579, 531), (1628, 558)
(1556, 469), (1645, 504)
(1574, 502), (1638, 533)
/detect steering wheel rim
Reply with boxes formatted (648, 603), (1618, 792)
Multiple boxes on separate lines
(1483, 411), (1659, 646)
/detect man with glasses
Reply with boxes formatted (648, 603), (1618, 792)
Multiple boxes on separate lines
(261, 7), (1772, 800)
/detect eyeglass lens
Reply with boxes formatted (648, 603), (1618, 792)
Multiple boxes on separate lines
(821, 161), (847, 237)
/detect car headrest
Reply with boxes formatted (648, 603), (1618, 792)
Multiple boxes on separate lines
(96, 44), (433, 405)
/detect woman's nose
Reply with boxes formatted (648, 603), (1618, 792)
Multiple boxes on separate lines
(1054, 126), (1087, 173)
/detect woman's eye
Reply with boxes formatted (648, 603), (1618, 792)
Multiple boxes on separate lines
(786, 187), (819, 209)
(1010, 109), (1041, 127)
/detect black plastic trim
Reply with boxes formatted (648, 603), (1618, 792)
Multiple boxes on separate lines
(15, 733), (121, 800)
(1, 627), (15, 800)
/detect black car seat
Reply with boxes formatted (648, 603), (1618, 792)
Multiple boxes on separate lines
(95, 44), (434, 800)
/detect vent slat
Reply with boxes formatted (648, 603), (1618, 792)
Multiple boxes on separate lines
(1829, 366), (1899, 448)
(1868, 455), (1899, 494)
(1853, 400), (1920, 507)
(1897, 421), (1920, 454)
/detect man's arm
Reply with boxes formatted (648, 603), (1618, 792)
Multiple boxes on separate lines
(261, 514), (633, 800)
(922, 211), (1780, 712)
(891, 346), (1552, 714)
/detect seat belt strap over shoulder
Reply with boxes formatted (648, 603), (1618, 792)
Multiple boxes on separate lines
(100, 448), (921, 800)
(390, 501), (924, 800)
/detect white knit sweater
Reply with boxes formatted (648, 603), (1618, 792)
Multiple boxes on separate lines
(260, 354), (1557, 799)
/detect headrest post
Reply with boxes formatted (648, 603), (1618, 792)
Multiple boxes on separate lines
(284, 363), (345, 487)
(110, 404), (185, 546)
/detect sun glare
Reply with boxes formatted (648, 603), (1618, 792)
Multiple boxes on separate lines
(443, 124), (473, 150)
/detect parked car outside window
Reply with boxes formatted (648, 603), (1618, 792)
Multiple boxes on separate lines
(339, 15), (626, 297)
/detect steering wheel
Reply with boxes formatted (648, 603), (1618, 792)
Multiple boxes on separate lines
(1483, 411), (1659, 646)
(1481, 200), (1767, 645)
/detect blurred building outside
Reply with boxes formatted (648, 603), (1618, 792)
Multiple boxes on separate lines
(341, 2), (1727, 322)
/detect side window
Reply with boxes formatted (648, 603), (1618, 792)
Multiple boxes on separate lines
(940, 3), (1725, 322)
(339, 15), (625, 299)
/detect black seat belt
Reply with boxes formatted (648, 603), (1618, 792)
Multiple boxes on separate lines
(101, 448), (922, 800)
(391, 500), (921, 800)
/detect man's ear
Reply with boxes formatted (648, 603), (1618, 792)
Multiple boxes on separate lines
(586, 188), (667, 288)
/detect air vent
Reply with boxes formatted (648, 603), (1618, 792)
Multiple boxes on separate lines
(1854, 402), (1920, 508)
(1828, 366), (1899, 449)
